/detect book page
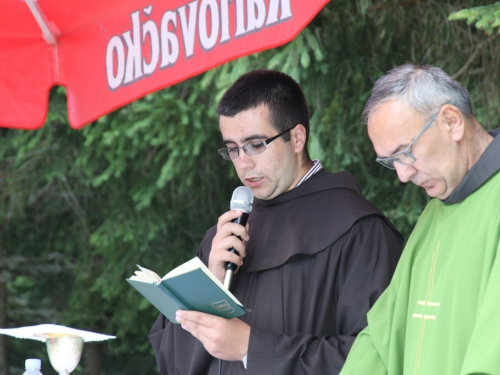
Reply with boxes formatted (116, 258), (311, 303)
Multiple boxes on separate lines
(164, 257), (203, 279)
(129, 265), (161, 283)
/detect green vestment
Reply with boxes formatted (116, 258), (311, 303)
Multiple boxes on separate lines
(341, 159), (500, 374)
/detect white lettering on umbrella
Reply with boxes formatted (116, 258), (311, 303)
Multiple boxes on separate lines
(142, 15), (160, 76)
(247, 0), (266, 33)
(198, 0), (220, 51)
(219, 0), (232, 44)
(105, 0), (296, 91)
(160, 10), (180, 69)
(234, 0), (246, 37)
(178, 1), (198, 59)
(106, 36), (126, 91)
(266, 0), (292, 26)
(122, 11), (144, 84)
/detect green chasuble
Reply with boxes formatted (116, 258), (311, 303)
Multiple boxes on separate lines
(341, 157), (500, 373)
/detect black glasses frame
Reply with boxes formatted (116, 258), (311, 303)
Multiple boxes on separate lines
(218, 124), (298, 161)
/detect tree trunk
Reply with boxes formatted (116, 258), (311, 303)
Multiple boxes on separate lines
(0, 286), (7, 375)
(0, 230), (9, 375)
(84, 342), (102, 375)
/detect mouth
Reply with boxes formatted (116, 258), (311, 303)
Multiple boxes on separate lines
(412, 177), (427, 187)
(418, 180), (431, 189)
(418, 181), (438, 195)
(245, 177), (264, 187)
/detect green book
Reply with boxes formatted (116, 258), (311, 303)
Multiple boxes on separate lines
(127, 257), (248, 323)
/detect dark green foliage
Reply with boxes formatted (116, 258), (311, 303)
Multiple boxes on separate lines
(1, 1), (500, 374)
(449, 2), (500, 35)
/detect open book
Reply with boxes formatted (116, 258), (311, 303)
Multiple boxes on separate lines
(127, 257), (248, 323)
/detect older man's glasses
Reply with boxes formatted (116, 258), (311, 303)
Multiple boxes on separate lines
(376, 102), (454, 170)
(218, 125), (297, 161)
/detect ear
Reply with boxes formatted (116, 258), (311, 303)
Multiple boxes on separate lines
(441, 104), (465, 142)
(290, 124), (308, 153)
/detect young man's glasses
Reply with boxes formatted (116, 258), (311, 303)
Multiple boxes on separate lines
(218, 124), (297, 161)
(376, 101), (455, 170)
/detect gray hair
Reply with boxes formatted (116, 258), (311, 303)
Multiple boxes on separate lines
(362, 63), (474, 124)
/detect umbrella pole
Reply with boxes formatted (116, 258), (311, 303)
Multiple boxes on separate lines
(24, 0), (59, 44)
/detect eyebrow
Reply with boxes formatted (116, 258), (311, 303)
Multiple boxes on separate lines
(378, 139), (411, 158)
(223, 133), (269, 146)
(385, 144), (406, 157)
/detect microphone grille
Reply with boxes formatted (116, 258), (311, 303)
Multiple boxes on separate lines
(230, 186), (254, 213)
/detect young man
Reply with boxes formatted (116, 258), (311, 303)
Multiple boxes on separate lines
(149, 70), (403, 374)
(341, 63), (500, 375)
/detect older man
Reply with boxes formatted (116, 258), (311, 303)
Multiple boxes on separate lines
(341, 63), (500, 375)
(149, 70), (403, 374)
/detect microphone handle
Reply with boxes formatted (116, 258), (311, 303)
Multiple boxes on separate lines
(224, 212), (249, 289)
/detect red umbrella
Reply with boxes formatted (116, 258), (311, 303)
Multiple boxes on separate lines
(0, 0), (329, 130)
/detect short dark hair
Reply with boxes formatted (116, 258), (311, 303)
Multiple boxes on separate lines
(217, 70), (311, 163)
(363, 63), (474, 124)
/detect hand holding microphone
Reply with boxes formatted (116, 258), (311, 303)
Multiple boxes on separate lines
(208, 186), (254, 288)
(225, 186), (254, 288)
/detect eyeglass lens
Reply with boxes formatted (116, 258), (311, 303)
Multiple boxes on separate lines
(226, 141), (266, 160)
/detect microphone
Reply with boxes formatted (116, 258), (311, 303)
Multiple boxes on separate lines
(223, 186), (254, 289)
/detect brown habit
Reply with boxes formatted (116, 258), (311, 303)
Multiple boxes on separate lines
(149, 169), (403, 374)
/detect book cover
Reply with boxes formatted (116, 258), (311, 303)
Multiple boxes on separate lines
(127, 257), (248, 323)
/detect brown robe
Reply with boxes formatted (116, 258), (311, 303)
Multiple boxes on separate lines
(149, 169), (403, 374)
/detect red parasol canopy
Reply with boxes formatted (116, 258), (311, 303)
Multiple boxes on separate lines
(0, 0), (329, 130)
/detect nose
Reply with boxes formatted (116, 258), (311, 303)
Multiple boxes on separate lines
(394, 162), (417, 183)
(234, 148), (254, 170)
